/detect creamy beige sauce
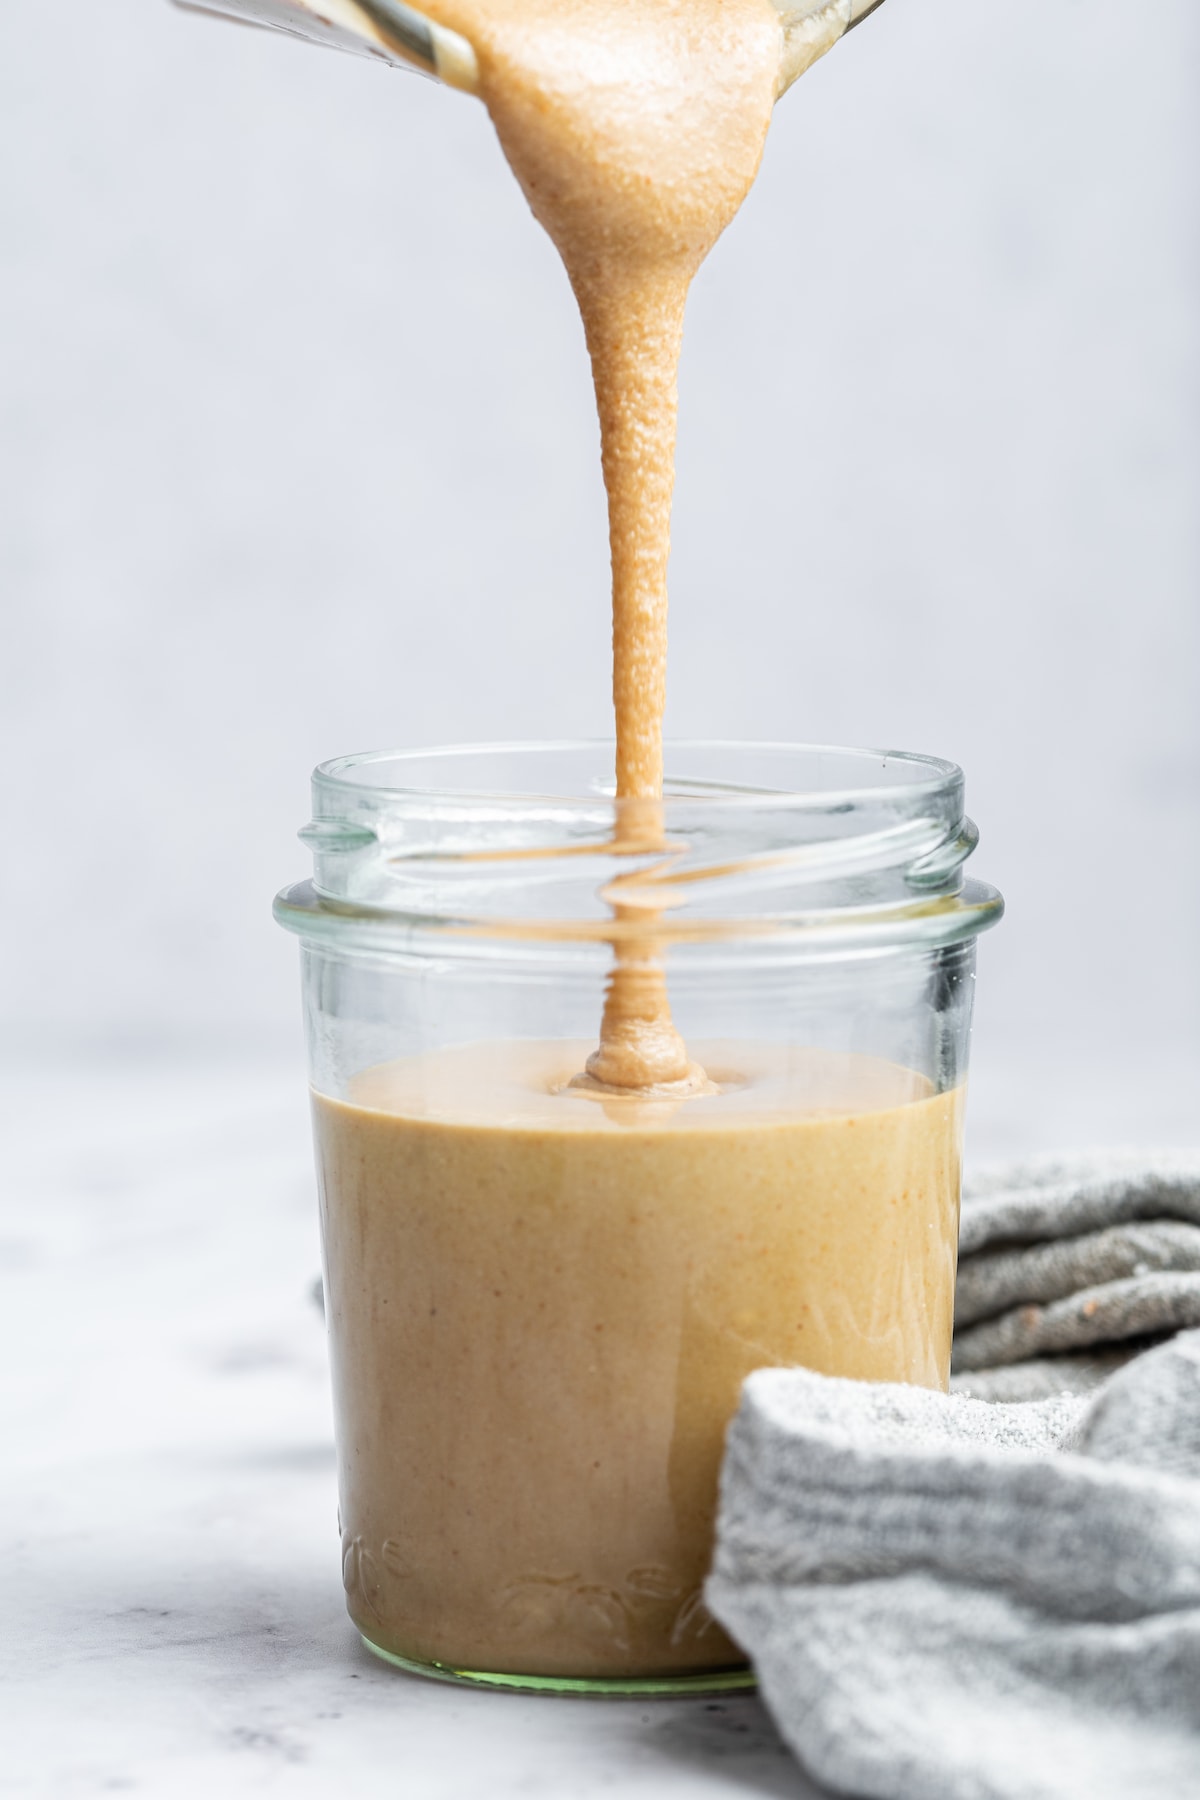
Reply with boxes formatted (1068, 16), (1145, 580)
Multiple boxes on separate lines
(315, 1043), (962, 1678)
(296, 0), (964, 1687)
(437, 0), (780, 806)
(418, 0), (783, 1088)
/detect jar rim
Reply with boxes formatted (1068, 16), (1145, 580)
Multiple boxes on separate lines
(278, 739), (1003, 958)
(313, 739), (961, 811)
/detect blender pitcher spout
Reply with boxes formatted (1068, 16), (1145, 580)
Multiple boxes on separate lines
(773, 0), (888, 96)
(171, 0), (887, 102)
(171, 0), (480, 92)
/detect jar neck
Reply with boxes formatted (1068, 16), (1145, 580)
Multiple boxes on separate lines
(275, 742), (1004, 959)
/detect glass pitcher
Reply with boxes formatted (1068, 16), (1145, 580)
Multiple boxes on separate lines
(172, 0), (887, 96)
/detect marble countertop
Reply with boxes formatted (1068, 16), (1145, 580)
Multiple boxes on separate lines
(4, 1047), (1196, 1798)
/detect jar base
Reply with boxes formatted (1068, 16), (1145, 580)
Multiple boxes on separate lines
(359, 1633), (756, 1697)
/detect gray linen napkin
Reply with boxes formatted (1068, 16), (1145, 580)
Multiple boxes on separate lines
(707, 1150), (1200, 1800)
(707, 1332), (1200, 1800)
(953, 1152), (1200, 1400)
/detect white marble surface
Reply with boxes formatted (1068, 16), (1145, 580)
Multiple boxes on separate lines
(4, 1049), (1197, 1798)
(2, 1059), (820, 1800)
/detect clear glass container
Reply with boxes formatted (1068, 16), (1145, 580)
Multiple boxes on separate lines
(274, 742), (1003, 1695)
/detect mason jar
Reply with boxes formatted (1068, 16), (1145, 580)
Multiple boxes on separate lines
(274, 741), (1003, 1695)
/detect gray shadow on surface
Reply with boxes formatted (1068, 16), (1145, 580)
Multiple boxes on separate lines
(338, 1638), (846, 1798)
(638, 1695), (840, 1799)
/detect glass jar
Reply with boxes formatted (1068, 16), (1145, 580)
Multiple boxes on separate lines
(274, 742), (1002, 1695)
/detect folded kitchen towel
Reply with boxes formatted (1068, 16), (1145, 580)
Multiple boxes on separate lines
(953, 1152), (1200, 1401)
(707, 1331), (1200, 1800)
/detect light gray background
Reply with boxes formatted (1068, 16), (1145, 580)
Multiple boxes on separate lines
(2, 0), (1197, 1145)
(1, 13), (1198, 1789)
